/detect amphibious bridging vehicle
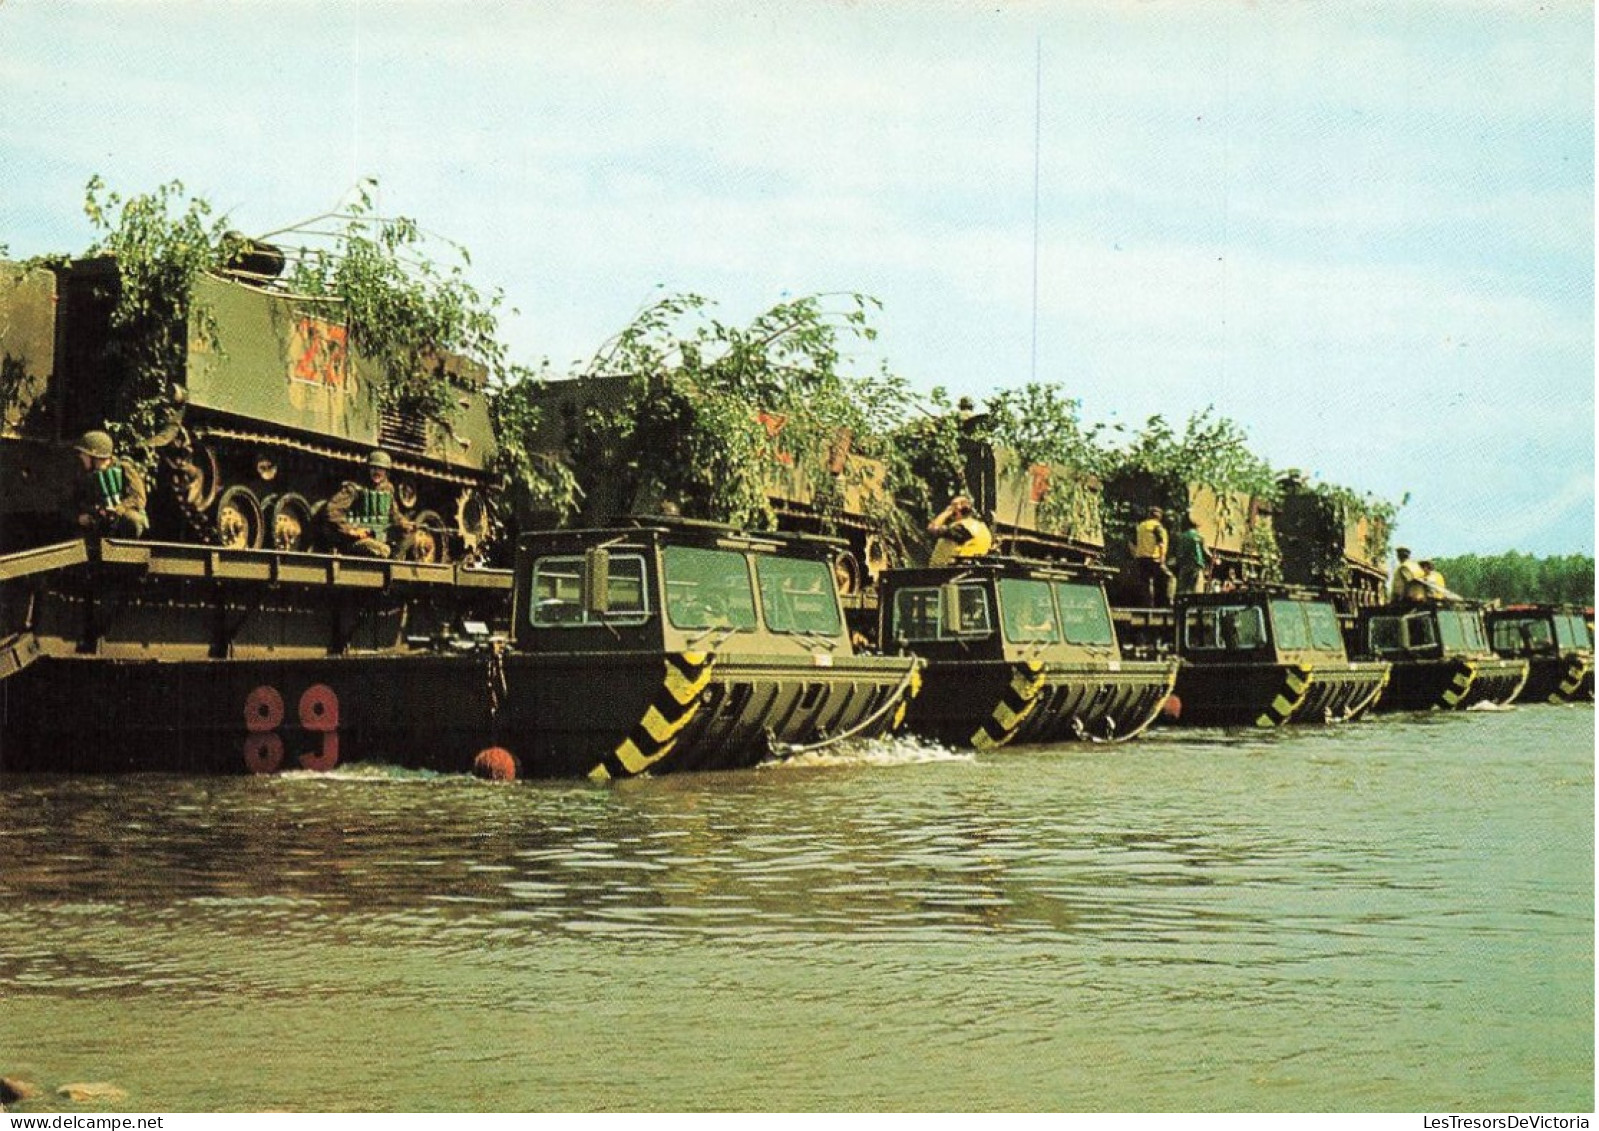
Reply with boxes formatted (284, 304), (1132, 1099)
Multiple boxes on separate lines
(878, 557), (1176, 749)
(1165, 589), (1390, 728)
(0, 522), (922, 777)
(1352, 600), (1529, 712)
(1484, 604), (1594, 704)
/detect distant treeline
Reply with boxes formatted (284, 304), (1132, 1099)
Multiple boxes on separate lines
(1433, 552), (1595, 606)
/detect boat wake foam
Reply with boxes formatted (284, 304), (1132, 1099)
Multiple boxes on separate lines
(767, 733), (973, 771)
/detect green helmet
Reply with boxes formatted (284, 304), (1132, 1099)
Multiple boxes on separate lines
(367, 450), (394, 470)
(75, 430), (115, 460)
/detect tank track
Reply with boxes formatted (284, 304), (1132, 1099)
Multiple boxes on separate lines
(161, 425), (493, 549)
(194, 425), (487, 489)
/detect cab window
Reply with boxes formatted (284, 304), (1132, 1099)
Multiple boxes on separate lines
(1406, 614), (1439, 650)
(662, 546), (758, 631)
(1556, 615), (1589, 650)
(1368, 612), (1438, 655)
(530, 554), (650, 628)
(1492, 616), (1546, 653)
(999, 578), (1060, 644)
(1271, 600), (1312, 650)
(1055, 582), (1116, 646)
(1436, 610), (1485, 652)
(756, 555), (842, 636)
(1185, 604), (1267, 652)
(892, 584), (991, 642)
(1304, 602), (1346, 652)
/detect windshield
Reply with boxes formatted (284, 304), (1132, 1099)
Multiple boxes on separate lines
(1304, 602), (1346, 652)
(1492, 616), (1547, 653)
(999, 578), (1060, 644)
(756, 555), (841, 637)
(530, 554), (650, 628)
(1185, 604), (1267, 652)
(1055, 582), (1116, 646)
(1436, 609), (1486, 652)
(892, 584), (992, 641)
(1271, 600), (1312, 650)
(1556, 614), (1590, 650)
(662, 546), (758, 631)
(1369, 612), (1439, 655)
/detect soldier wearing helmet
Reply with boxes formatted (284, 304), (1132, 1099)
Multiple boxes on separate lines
(322, 449), (415, 558)
(68, 429), (149, 539)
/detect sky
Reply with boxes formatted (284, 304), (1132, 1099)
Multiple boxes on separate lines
(2, 0), (1592, 557)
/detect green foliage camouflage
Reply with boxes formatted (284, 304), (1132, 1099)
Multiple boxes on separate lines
(81, 176), (234, 454)
(507, 291), (913, 540)
(77, 176), (520, 458)
(281, 181), (518, 422)
(48, 181), (1404, 575)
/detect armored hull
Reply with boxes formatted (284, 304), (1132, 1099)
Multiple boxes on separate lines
(1484, 605), (1593, 704)
(1506, 655), (1591, 705)
(902, 657), (1175, 749)
(1, 258), (498, 561)
(1171, 659), (1389, 729)
(1374, 655), (1530, 713)
(1141, 591), (1391, 729)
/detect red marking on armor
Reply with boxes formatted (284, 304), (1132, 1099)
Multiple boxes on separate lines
(291, 318), (349, 388)
(1029, 464), (1051, 503)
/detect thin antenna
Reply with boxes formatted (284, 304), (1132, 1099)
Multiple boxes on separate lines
(1031, 37), (1042, 384)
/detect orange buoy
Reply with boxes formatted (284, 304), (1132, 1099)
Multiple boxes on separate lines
(1161, 694), (1182, 720)
(473, 747), (518, 781)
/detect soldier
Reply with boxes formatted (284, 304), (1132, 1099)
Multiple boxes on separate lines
(1132, 505), (1172, 606)
(1419, 559), (1455, 601)
(1391, 547), (1425, 602)
(69, 430), (149, 539)
(323, 450), (415, 558)
(927, 494), (993, 567)
(1174, 515), (1212, 596)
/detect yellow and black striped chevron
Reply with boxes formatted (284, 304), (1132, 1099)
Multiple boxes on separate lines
(971, 660), (1047, 751)
(1437, 659), (1477, 709)
(1555, 655), (1590, 703)
(589, 651), (715, 781)
(1255, 664), (1314, 728)
(890, 665), (925, 731)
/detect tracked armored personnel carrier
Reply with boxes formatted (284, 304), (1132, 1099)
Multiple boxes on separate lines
(1351, 600), (1528, 712)
(0, 254), (498, 561)
(1274, 474), (1392, 614)
(1484, 604), (1593, 703)
(879, 557), (1175, 750)
(1166, 589), (1390, 727)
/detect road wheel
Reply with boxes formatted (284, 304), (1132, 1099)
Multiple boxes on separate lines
(408, 509), (449, 564)
(265, 492), (313, 552)
(216, 485), (265, 550)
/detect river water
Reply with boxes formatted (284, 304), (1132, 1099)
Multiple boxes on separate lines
(0, 704), (1591, 1113)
